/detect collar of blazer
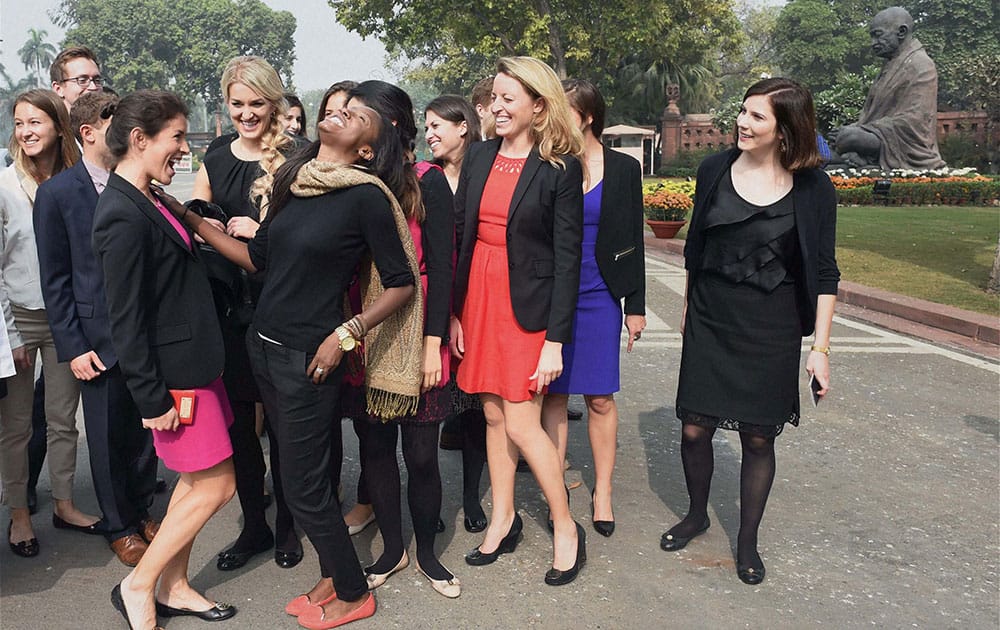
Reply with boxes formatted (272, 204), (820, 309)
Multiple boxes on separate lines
(107, 171), (195, 257)
(468, 138), (544, 225)
(69, 160), (100, 206)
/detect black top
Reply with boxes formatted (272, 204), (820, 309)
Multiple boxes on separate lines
(594, 146), (645, 315)
(700, 169), (797, 292)
(684, 148), (839, 336)
(416, 167), (454, 339)
(248, 183), (415, 352)
(204, 133), (263, 220)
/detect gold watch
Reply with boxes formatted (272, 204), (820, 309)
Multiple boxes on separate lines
(335, 326), (357, 352)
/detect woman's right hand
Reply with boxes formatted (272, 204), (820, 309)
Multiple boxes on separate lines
(11, 345), (31, 371)
(307, 333), (345, 384)
(449, 316), (465, 360)
(143, 407), (180, 432)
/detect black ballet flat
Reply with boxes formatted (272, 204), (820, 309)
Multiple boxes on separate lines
(660, 517), (710, 552)
(590, 489), (615, 537)
(8, 521), (39, 558)
(463, 515), (487, 533)
(275, 547), (303, 569)
(436, 517), (447, 533)
(737, 561), (766, 585)
(216, 534), (273, 571)
(155, 600), (237, 621)
(53, 514), (104, 535)
(465, 513), (523, 566)
(544, 522), (586, 586)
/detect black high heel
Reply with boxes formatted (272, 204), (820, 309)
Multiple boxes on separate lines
(465, 513), (523, 566)
(110, 583), (134, 630)
(590, 489), (615, 537)
(546, 486), (570, 534)
(544, 522), (586, 586)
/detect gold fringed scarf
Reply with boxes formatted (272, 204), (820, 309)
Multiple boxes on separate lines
(290, 161), (424, 418)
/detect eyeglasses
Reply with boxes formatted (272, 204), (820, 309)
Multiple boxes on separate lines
(61, 75), (103, 87)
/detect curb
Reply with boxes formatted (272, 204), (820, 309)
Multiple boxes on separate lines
(644, 234), (999, 346)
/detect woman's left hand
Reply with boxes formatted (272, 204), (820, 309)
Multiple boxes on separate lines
(530, 340), (563, 393)
(226, 216), (260, 239)
(307, 333), (345, 384)
(625, 314), (646, 353)
(421, 336), (443, 393)
(806, 351), (831, 397)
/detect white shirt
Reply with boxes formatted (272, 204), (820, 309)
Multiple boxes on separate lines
(0, 164), (46, 348)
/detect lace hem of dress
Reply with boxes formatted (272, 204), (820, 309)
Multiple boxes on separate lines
(676, 406), (798, 438)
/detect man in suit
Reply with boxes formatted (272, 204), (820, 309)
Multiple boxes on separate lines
(33, 91), (159, 567)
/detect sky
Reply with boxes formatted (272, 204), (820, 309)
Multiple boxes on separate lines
(0, 0), (393, 90)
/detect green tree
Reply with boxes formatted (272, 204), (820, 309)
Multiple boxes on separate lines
(332, 0), (741, 101)
(53, 0), (297, 114)
(17, 28), (58, 88)
(0, 64), (40, 140)
(717, 1), (782, 104)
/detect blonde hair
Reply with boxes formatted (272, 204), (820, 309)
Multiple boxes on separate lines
(8, 89), (80, 184)
(495, 57), (584, 169)
(220, 56), (291, 218)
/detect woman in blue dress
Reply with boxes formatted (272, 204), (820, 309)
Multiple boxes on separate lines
(542, 79), (646, 538)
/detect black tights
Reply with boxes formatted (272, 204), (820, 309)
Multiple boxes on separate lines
(459, 409), (487, 523)
(360, 420), (451, 580)
(671, 423), (775, 566)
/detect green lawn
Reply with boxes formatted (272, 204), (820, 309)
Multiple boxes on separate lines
(835, 206), (999, 316)
(668, 205), (1000, 316)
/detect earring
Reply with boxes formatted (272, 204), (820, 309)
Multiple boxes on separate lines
(779, 139), (786, 153)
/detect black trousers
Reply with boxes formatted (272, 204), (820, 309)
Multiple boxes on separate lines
(79, 364), (157, 541)
(246, 330), (366, 601)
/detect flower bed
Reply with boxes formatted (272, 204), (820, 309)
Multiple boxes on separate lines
(827, 168), (999, 206)
(643, 181), (694, 221)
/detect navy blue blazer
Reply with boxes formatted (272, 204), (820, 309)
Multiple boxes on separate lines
(453, 139), (583, 343)
(683, 148), (840, 335)
(93, 173), (225, 418)
(33, 160), (117, 367)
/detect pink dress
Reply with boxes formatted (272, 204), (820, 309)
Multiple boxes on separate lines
(149, 199), (234, 472)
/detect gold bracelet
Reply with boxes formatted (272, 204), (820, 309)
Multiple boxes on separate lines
(810, 345), (830, 356)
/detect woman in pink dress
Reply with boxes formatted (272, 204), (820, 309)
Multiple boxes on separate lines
(93, 90), (237, 630)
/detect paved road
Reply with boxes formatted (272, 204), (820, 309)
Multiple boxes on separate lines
(1, 177), (997, 628)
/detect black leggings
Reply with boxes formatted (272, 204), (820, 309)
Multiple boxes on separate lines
(359, 419), (451, 580)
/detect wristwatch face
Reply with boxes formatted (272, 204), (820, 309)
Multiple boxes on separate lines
(340, 335), (357, 352)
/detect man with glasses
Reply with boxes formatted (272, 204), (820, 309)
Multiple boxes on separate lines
(50, 46), (103, 110)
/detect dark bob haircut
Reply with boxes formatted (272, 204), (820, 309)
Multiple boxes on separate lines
(739, 77), (822, 172)
(562, 78), (606, 139)
(106, 90), (188, 161)
(424, 94), (480, 164)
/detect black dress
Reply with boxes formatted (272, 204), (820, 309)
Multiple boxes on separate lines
(676, 169), (802, 437)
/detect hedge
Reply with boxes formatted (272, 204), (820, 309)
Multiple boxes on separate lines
(835, 179), (1000, 206)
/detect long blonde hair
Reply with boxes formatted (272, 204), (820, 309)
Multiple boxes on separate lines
(220, 56), (291, 218)
(495, 57), (584, 169)
(8, 89), (80, 184)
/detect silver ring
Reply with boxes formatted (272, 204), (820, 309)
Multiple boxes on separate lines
(315, 367), (324, 374)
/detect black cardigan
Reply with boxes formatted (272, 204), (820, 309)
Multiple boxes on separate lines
(594, 147), (646, 315)
(683, 149), (839, 335)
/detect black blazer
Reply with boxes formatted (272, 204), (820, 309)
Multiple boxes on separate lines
(453, 139), (583, 343)
(594, 147), (645, 315)
(92, 173), (225, 418)
(34, 160), (117, 366)
(683, 148), (840, 335)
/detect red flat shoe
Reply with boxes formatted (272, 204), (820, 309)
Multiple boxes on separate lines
(285, 590), (337, 616)
(297, 593), (375, 629)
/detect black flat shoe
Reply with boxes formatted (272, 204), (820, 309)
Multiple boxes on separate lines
(465, 513), (523, 566)
(274, 547), (303, 569)
(737, 561), (766, 585)
(660, 517), (710, 552)
(8, 521), (39, 558)
(463, 515), (487, 533)
(155, 600), (237, 621)
(544, 522), (586, 586)
(216, 534), (274, 571)
(53, 514), (104, 535)
(436, 517), (446, 533)
(590, 489), (615, 537)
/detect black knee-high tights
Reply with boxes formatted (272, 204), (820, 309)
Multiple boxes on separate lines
(670, 423), (776, 565)
(459, 409), (487, 523)
(362, 421), (451, 580)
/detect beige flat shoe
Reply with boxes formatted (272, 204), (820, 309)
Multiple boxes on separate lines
(364, 551), (408, 590)
(415, 558), (461, 598)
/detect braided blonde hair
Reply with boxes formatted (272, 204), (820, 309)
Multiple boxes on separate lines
(220, 56), (291, 219)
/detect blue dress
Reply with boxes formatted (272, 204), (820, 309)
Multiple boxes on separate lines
(549, 181), (622, 395)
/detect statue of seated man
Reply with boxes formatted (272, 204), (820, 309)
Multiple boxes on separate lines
(828, 6), (945, 170)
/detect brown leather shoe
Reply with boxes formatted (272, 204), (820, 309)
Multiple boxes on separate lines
(110, 533), (148, 567)
(138, 518), (160, 544)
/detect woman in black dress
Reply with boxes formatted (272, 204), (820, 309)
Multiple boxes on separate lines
(192, 55), (304, 571)
(661, 78), (838, 585)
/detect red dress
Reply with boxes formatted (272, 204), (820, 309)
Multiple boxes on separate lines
(457, 155), (546, 402)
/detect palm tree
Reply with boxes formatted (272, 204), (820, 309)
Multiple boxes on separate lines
(18, 28), (57, 88)
(0, 63), (38, 141)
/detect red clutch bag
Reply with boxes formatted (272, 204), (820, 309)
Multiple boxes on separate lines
(170, 390), (197, 425)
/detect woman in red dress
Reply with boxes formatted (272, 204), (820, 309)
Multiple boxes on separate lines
(451, 56), (586, 586)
